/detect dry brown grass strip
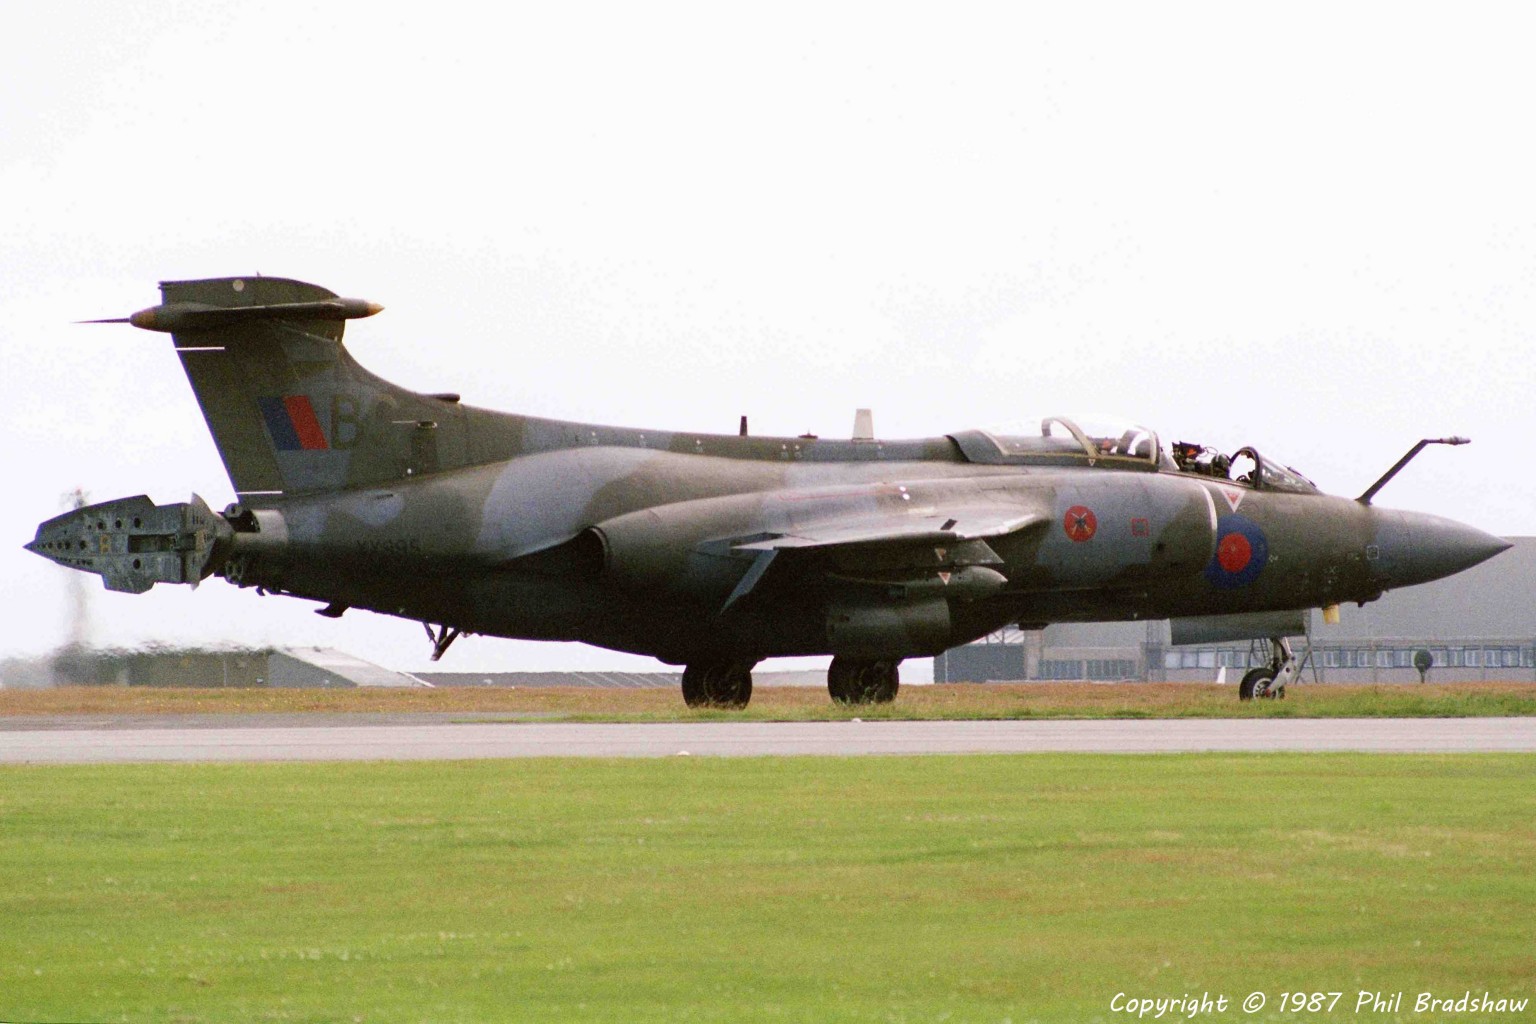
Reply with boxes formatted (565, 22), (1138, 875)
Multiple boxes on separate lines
(1, 681), (1531, 718)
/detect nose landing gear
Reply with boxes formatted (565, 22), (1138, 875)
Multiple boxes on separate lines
(1238, 637), (1299, 700)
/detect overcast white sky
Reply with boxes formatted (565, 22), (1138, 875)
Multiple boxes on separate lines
(4, 3), (1534, 675)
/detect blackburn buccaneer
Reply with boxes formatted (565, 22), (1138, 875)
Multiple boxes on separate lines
(26, 277), (1509, 705)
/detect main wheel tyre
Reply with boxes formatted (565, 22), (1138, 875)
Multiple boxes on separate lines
(704, 661), (753, 709)
(1238, 667), (1276, 701)
(827, 658), (901, 705)
(682, 660), (754, 709)
(827, 658), (856, 703)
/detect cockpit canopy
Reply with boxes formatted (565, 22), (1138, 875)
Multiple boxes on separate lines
(949, 417), (1170, 471)
(1226, 447), (1319, 494)
(1172, 439), (1319, 494)
(950, 415), (1321, 494)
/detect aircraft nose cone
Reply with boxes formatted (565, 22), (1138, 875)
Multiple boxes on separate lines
(25, 530), (77, 569)
(1370, 509), (1511, 588)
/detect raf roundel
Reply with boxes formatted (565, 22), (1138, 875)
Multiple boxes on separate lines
(1063, 505), (1097, 543)
(1205, 514), (1269, 589)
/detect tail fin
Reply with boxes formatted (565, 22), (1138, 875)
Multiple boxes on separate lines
(131, 276), (488, 503)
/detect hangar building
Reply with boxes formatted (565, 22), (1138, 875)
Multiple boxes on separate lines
(2, 646), (427, 689)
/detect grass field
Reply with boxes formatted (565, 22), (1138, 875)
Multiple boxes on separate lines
(1, 754), (1532, 1023)
(2, 681), (1535, 721)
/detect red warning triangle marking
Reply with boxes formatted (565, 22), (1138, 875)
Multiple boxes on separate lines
(1220, 487), (1244, 512)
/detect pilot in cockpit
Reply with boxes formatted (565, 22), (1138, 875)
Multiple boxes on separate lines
(1173, 441), (1231, 479)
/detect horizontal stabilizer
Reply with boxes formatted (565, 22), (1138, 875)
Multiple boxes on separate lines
(84, 298), (383, 334)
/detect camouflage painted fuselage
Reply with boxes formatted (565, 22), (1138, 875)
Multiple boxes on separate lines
(225, 433), (1489, 664)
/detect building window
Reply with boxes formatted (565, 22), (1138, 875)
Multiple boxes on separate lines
(1039, 659), (1084, 680)
(1086, 659), (1136, 680)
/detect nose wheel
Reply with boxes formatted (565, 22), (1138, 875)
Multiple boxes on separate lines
(827, 657), (901, 704)
(1238, 638), (1297, 700)
(1238, 667), (1279, 700)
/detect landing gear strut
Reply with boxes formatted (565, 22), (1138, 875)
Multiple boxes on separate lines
(827, 657), (900, 705)
(681, 660), (756, 709)
(423, 622), (463, 661)
(1239, 637), (1299, 700)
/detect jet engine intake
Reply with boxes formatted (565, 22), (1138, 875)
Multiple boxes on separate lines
(590, 513), (757, 601)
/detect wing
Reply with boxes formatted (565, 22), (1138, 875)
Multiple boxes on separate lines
(731, 504), (1046, 551)
(719, 500), (1048, 613)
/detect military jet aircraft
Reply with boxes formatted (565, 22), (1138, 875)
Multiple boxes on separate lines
(26, 276), (1509, 706)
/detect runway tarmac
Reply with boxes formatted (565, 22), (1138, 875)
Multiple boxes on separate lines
(1, 716), (1534, 763)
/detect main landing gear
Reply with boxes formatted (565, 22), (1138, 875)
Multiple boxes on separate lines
(680, 657), (903, 709)
(681, 660), (756, 709)
(1239, 637), (1300, 701)
(827, 657), (900, 705)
